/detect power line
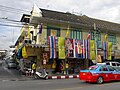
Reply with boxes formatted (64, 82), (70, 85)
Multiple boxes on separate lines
(0, 8), (27, 15)
(0, 4), (30, 13)
(0, 18), (23, 25)
(0, 23), (23, 28)
(0, 4), (30, 15)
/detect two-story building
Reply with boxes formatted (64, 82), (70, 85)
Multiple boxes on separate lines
(15, 5), (120, 74)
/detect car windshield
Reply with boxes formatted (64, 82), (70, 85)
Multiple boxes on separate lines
(88, 65), (98, 70)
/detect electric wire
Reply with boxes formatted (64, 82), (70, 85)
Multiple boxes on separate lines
(0, 4), (30, 14)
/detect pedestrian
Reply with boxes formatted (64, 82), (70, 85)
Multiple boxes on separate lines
(32, 62), (37, 76)
(52, 60), (56, 73)
(59, 61), (62, 73)
(60, 60), (65, 74)
(66, 62), (69, 75)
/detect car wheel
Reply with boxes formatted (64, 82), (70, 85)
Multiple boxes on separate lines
(97, 76), (104, 84)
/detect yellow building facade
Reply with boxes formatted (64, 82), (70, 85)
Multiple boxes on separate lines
(15, 5), (120, 74)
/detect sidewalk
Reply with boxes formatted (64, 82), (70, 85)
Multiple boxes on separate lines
(22, 73), (79, 80)
(22, 70), (80, 80)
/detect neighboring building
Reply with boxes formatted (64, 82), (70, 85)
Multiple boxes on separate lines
(15, 5), (120, 74)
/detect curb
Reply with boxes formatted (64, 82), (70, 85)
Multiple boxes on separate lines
(48, 75), (79, 79)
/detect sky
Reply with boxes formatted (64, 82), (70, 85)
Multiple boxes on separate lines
(0, 0), (120, 50)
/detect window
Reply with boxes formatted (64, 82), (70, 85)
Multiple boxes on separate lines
(70, 30), (82, 39)
(106, 63), (110, 65)
(100, 66), (108, 71)
(116, 63), (120, 66)
(90, 32), (101, 41)
(112, 63), (116, 66)
(108, 66), (115, 71)
(89, 65), (98, 70)
(96, 32), (101, 41)
(90, 32), (94, 40)
(108, 35), (116, 45)
(47, 26), (60, 38)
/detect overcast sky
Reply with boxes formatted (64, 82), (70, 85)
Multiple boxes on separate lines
(0, 0), (120, 50)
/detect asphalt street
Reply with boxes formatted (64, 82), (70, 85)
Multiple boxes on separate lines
(0, 60), (22, 81)
(0, 78), (120, 90)
(0, 60), (120, 90)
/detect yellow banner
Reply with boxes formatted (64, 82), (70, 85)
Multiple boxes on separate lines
(105, 34), (108, 42)
(90, 51), (95, 60)
(58, 37), (65, 59)
(107, 42), (112, 60)
(22, 46), (28, 58)
(90, 40), (95, 51)
(90, 40), (95, 60)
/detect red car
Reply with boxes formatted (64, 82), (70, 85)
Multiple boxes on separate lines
(79, 65), (120, 84)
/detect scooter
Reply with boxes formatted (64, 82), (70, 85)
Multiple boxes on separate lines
(35, 69), (48, 80)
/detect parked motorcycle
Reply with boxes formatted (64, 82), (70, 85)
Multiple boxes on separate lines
(35, 69), (48, 80)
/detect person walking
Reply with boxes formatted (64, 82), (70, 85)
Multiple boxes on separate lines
(32, 62), (37, 76)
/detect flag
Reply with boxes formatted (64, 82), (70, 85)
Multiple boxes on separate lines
(107, 42), (112, 60)
(48, 36), (56, 59)
(105, 34), (108, 42)
(85, 40), (90, 59)
(38, 23), (42, 34)
(87, 32), (90, 40)
(103, 42), (108, 60)
(81, 40), (86, 59)
(58, 37), (65, 59)
(73, 39), (78, 58)
(66, 25), (70, 38)
(22, 46), (28, 58)
(90, 40), (95, 60)
(65, 38), (74, 57)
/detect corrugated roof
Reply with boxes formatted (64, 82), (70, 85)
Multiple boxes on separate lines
(40, 8), (120, 31)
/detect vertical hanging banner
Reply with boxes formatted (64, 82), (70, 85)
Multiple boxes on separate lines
(73, 39), (81, 58)
(85, 40), (90, 59)
(81, 40), (86, 59)
(103, 42), (108, 60)
(65, 38), (74, 57)
(107, 42), (112, 60)
(90, 40), (95, 60)
(48, 36), (56, 59)
(22, 46), (28, 58)
(73, 39), (78, 58)
(77, 40), (83, 57)
(58, 37), (65, 59)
